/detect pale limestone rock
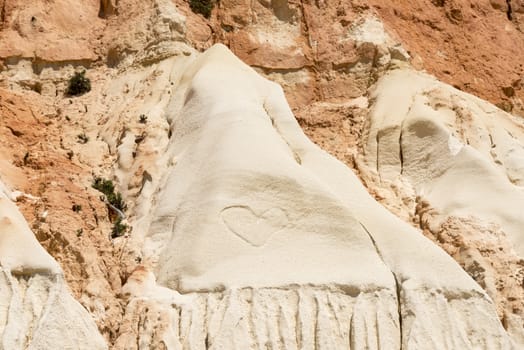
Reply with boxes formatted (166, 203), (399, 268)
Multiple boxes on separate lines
(113, 45), (514, 349)
(0, 181), (107, 350)
(364, 67), (524, 346)
(365, 68), (524, 257)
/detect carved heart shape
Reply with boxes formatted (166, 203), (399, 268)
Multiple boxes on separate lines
(221, 206), (288, 247)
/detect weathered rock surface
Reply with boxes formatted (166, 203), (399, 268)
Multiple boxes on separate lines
(110, 45), (514, 349)
(0, 0), (102, 62)
(211, 1), (407, 111)
(367, 0), (524, 115)
(0, 180), (106, 349)
(0, 0), (523, 349)
(362, 66), (524, 345)
(0, 87), (134, 345)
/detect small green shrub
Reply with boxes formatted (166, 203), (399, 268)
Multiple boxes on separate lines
(67, 70), (91, 96)
(189, 0), (214, 18)
(92, 177), (114, 195)
(92, 177), (127, 212)
(111, 218), (128, 238)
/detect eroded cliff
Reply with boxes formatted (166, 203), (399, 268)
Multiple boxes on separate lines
(0, 0), (523, 349)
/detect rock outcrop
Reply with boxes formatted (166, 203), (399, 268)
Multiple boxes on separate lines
(0, 180), (106, 349)
(0, 0), (523, 349)
(363, 67), (524, 344)
(367, 0), (524, 115)
(111, 44), (514, 349)
(0, 0), (102, 63)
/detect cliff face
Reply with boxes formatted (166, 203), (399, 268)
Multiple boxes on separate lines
(0, 177), (106, 350)
(0, 0), (523, 349)
(367, 0), (524, 115)
(111, 45), (515, 349)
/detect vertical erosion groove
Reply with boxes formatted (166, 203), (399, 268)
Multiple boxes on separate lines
(359, 223), (403, 350)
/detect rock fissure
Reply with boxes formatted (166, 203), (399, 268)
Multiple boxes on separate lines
(359, 223), (403, 350)
(263, 101), (303, 165)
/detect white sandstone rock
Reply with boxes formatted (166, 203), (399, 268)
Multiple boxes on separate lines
(114, 45), (514, 349)
(0, 181), (107, 350)
(365, 68), (524, 258)
(364, 68), (524, 346)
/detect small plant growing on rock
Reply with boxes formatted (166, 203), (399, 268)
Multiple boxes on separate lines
(92, 177), (126, 212)
(93, 176), (128, 239)
(111, 217), (128, 238)
(139, 114), (148, 124)
(189, 0), (214, 18)
(66, 70), (91, 96)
